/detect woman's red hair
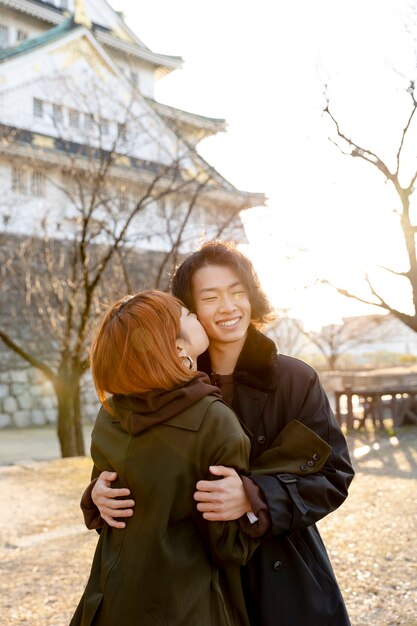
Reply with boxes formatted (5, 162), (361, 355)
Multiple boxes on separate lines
(90, 290), (195, 407)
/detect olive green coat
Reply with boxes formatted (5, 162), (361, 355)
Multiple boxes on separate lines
(71, 392), (257, 626)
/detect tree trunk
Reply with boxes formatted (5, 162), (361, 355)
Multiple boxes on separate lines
(54, 361), (85, 458)
(328, 354), (338, 370)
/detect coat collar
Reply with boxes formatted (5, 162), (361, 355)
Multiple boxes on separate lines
(198, 325), (279, 391)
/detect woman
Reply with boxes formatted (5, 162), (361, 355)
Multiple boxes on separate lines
(70, 290), (258, 626)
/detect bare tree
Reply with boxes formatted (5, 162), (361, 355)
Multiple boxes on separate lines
(298, 315), (387, 370)
(265, 310), (310, 357)
(0, 76), (248, 457)
(323, 30), (417, 332)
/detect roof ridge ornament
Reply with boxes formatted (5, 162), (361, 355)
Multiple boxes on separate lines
(74, 0), (92, 29)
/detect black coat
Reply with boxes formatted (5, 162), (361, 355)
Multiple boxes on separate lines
(198, 326), (354, 626)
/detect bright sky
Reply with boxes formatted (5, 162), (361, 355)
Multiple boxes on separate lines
(114, 0), (416, 329)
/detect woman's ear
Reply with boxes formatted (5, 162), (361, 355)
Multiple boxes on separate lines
(176, 343), (194, 370)
(176, 341), (186, 358)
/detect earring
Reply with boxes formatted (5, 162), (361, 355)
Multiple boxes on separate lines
(181, 355), (194, 370)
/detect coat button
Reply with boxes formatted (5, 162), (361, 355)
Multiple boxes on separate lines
(307, 460), (315, 467)
(257, 435), (266, 445)
(312, 453), (320, 461)
(273, 560), (282, 571)
(299, 464), (308, 472)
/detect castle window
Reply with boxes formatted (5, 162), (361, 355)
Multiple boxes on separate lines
(32, 171), (46, 197)
(100, 118), (110, 136)
(33, 98), (44, 118)
(17, 30), (28, 43)
(52, 104), (63, 123)
(157, 198), (166, 217)
(171, 197), (181, 220)
(0, 25), (8, 48)
(69, 109), (80, 128)
(84, 113), (94, 130)
(118, 187), (129, 211)
(11, 167), (27, 194)
(117, 122), (127, 142)
(130, 71), (139, 88)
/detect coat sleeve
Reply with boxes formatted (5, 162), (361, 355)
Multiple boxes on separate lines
(250, 365), (355, 536)
(79, 409), (120, 531)
(196, 401), (260, 567)
(80, 475), (103, 530)
(237, 419), (333, 537)
(79, 408), (105, 530)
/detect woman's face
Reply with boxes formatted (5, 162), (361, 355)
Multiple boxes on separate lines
(191, 264), (252, 347)
(178, 306), (209, 364)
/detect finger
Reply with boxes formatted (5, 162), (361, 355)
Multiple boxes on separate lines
(99, 471), (119, 482)
(98, 499), (135, 511)
(101, 487), (132, 499)
(195, 480), (229, 497)
(202, 508), (241, 521)
(194, 490), (221, 502)
(195, 479), (219, 492)
(101, 506), (134, 518)
(201, 511), (228, 521)
(196, 502), (223, 513)
(102, 514), (127, 529)
(209, 465), (238, 478)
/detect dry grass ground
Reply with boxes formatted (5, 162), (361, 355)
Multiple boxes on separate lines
(0, 426), (416, 626)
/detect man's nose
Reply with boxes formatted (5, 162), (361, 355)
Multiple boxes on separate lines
(219, 295), (236, 311)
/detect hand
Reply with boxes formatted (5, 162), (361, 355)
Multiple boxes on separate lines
(92, 471), (135, 529)
(194, 466), (252, 521)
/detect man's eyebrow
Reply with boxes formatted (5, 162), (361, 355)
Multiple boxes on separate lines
(199, 281), (243, 294)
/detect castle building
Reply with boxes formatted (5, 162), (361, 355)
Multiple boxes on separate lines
(0, 0), (265, 431)
(0, 0), (264, 247)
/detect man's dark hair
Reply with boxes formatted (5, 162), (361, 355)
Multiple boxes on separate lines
(170, 240), (274, 327)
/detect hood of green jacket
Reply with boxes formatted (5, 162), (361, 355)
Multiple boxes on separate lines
(110, 371), (221, 435)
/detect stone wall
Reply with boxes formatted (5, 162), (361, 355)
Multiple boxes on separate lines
(0, 365), (100, 429)
(0, 232), (173, 428)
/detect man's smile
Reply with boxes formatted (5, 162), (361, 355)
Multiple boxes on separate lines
(217, 317), (241, 328)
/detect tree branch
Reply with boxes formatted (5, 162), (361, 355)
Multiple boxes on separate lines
(0, 330), (55, 381)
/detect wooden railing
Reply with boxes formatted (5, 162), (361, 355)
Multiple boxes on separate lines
(334, 386), (417, 429)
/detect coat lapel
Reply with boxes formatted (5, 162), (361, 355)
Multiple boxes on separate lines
(235, 384), (268, 437)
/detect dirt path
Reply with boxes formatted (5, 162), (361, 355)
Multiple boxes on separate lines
(0, 427), (416, 626)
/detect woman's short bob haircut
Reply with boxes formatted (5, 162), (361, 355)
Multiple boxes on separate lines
(90, 290), (195, 408)
(171, 240), (275, 327)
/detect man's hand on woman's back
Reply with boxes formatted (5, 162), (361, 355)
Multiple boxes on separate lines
(92, 471), (135, 529)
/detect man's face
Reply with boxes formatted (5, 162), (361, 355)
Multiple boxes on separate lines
(191, 264), (251, 347)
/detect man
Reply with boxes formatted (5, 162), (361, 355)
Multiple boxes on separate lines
(83, 241), (354, 626)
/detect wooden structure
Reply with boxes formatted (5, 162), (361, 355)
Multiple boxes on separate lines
(335, 386), (417, 430)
